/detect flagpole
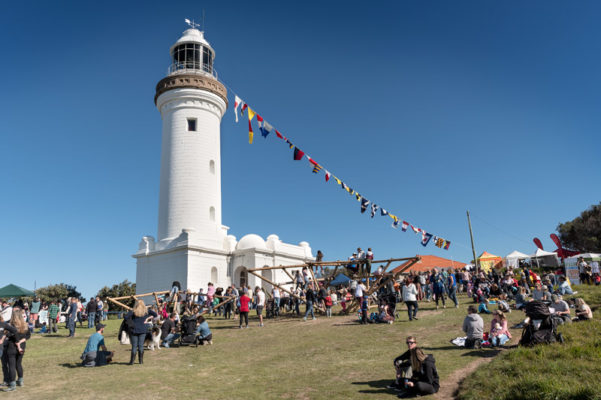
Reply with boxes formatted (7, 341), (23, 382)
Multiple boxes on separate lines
(467, 210), (479, 274)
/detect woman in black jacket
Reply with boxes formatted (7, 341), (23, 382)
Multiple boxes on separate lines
(391, 336), (439, 398)
(125, 300), (157, 365)
(1, 308), (30, 392)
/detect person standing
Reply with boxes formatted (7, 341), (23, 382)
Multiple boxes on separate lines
(67, 298), (78, 337)
(124, 300), (157, 365)
(366, 248), (374, 275)
(95, 297), (104, 323)
(255, 287), (265, 327)
(402, 278), (419, 321)
(272, 287), (281, 318)
(430, 269), (446, 310)
(447, 269), (459, 308)
(357, 248), (366, 275)
(1, 308), (30, 392)
(86, 298), (97, 329)
(304, 285), (317, 321)
(47, 301), (59, 334)
(239, 289), (251, 329)
(29, 298), (40, 326)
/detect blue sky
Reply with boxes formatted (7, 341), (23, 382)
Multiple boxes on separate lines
(1, 1), (600, 299)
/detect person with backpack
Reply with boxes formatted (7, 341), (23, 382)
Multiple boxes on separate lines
(124, 300), (157, 365)
(389, 336), (439, 397)
(430, 269), (446, 309)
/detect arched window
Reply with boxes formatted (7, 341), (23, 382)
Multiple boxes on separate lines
(261, 267), (273, 292)
(211, 267), (218, 283)
(235, 267), (248, 287)
(209, 207), (215, 222)
(209, 160), (215, 174)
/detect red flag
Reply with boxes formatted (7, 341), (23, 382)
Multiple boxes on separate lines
(275, 130), (283, 139)
(293, 147), (305, 160)
(533, 237), (544, 250)
(550, 234), (564, 259)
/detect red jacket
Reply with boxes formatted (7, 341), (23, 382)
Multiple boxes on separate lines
(239, 295), (251, 312)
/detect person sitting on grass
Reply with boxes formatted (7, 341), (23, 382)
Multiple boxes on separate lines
(514, 286), (529, 310)
(463, 305), (484, 349)
(550, 295), (571, 324)
(195, 315), (212, 345)
(478, 297), (492, 314)
(81, 323), (113, 367)
(574, 298), (593, 321)
(161, 313), (179, 348)
(557, 276), (574, 296)
(497, 294), (511, 313)
(389, 336), (439, 398)
(489, 310), (511, 347)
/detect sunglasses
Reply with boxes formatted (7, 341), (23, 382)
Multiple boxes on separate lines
(406, 341), (416, 344)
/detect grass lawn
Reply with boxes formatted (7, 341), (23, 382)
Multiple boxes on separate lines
(456, 285), (601, 400)
(10, 295), (530, 399)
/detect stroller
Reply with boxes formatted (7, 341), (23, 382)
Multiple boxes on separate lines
(519, 300), (564, 347)
(178, 316), (199, 347)
(265, 298), (275, 319)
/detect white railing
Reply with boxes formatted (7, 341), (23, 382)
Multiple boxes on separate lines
(167, 63), (218, 78)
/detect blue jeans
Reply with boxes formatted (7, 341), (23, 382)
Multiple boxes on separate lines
(491, 334), (509, 346)
(88, 312), (96, 328)
(405, 301), (418, 320)
(304, 301), (315, 319)
(130, 333), (146, 354)
(448, 287), (458, 306)
(163, 333), (180, 347)
(68, 319), (76, 337)
(274, 298), (280, 316)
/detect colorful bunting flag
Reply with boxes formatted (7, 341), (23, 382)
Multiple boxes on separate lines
(234, 96), (243, 123)
(275, 130), (284, 139)
(341, 182), (348, 191)
(421, 232), (433, 246)
(392, 217), (400, 229)
(241, 103), (248, 116)
(325, 171), (331, 182)
(355, 192), (361, 201)
(286, 139), (294, 149)
(247, 108), (256, 144)
(435, 237), (444, 248)
(411, 225), (420, 234)
(444, 240), (451, 250)
(334, 177), (342, 185)
(402, 221), (409, 232)
(380, 208), (388, 216)
(312, 164), (322, 173)
(293, 147), (305, 160)
(345, 186), (353, 194)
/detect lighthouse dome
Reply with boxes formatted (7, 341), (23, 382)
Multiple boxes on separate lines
(168, 28), (215, 76)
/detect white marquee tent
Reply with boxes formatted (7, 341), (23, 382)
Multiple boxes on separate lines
(530, 248), (560, 267)
(505, 250), (530, 268)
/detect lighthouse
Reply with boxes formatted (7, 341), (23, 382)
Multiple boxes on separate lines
(134, 23), (314, 295)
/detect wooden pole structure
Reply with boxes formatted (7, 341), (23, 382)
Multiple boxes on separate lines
(467, 210), (479, 274)
(107, 297), (132, 311)
(248, 271), (304, 302)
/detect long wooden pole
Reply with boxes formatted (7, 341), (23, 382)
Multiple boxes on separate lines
(247, 257), (417, 272)
(467, 210), (479, 274)
(107, 297), (132, 311)
(248, 271), (304, 302)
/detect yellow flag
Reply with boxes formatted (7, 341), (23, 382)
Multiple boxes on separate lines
(334, 177), (342, 185)
(248, 108), (256, 144)
(389, 213), (397, 220)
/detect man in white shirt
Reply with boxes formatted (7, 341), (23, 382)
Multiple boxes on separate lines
(256, 287), (266, 327)
(357, 248), (366, 275)
(355, 282), (365, 306)
(0, 301), (12, 322)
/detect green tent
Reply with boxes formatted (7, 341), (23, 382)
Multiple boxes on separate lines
(0, 284), (35, 298)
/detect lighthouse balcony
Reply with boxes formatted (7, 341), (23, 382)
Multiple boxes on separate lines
(168, 62), (217, 78)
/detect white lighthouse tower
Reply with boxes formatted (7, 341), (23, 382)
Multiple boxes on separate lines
(134, 24), (314, 295)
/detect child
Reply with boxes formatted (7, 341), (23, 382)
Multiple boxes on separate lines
(324, 292), (333, 318)
(478, 298), (492, 314)
(360, 295), (369, 324)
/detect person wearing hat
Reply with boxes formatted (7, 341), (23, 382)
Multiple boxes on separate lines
(80, 323), (113, 367)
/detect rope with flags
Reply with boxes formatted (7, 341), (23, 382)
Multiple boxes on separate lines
(232, 94), (451, 250)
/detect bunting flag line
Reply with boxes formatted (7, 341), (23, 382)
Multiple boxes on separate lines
(421, 232), (433, 247)
(234, 96), (243, 123)
(361, 197), (370, 213)
(232, 96), (451, 250)
(247, 108), (256, 144)
(293, 147), (305, 160)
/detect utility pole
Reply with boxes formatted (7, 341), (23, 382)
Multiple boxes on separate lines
(467, 210), (478, 274)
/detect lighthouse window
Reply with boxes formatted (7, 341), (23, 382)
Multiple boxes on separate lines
(187, 118), (197, 132)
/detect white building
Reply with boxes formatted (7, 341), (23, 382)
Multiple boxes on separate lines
(134, 26), (314, 295)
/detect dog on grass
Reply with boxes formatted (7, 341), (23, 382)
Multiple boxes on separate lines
(144, 326), (161, 351)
